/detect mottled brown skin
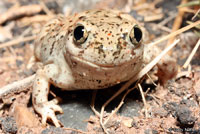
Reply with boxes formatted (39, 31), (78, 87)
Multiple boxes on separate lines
(33, 9), (146, 127)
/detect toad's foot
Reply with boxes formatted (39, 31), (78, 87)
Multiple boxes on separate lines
(36, 99), (63, 127)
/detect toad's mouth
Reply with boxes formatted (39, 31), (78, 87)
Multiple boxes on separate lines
(69, 55), (138, 69)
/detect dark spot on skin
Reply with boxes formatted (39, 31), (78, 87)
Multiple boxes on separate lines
(100, 37), (104, 41)
(91, 22), (95, 25)
(98, 24), (103, 27)
(50, 41), (56, 55)
(104, 14), (109, 17)
(125, 22), (129, 24)
(120, 28), (123, 32)
(95, 10), (102, 14)
(97, 80), (102, 84)
(113, 51), (120, 56)
(95, 44), (104, 55)
(79, 16), (86, 20)
(117, 15), (122, 20)
(121, 54), (125, 59)
(93, 34), (97, 38)
(113, 56), (119, 60)
(108, 22), (114, 26)
(35, 93), (38, 97)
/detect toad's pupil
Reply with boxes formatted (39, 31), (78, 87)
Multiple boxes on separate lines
(74, 26), (85, 40)
(134, 26), (142, 42)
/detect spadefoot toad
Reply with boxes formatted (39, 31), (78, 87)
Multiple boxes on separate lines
(33, 9), (155, 127)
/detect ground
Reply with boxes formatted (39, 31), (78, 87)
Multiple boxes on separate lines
(0, 0), (200, 134)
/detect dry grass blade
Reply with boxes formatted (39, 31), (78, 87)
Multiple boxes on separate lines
(0, 35), (36, 49)
(90, 90), (100, 117)
(0, 75), (35, 98)
(103, 82), (139, 125)
(0, 5), (42, 25)
(166, 0), (187, 54)
(192, 9), (200, 20)
(39, 0), (54, 16)
(183, 39), (200, 68)
(178, 0), (200, 7)
(148, 20), (200, 48)
(138, 83), (148, 117)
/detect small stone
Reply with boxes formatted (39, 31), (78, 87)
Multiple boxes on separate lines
(0, 117), (17, 133)
(176, 106), (196, 127)
(152, 107), (168, 117)
(122, 118), (133, 128)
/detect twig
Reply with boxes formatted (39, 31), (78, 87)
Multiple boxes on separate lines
(103, 82), (139, 125)
(0, 35), (36, 48)
(0, 4), (42, 25)
(158, 12), (176, 26)
(166, 0), (188, 55)
(90, 90), (100, 117)
(100, 39), (180, 133)
(183, 39), (200, 68)
(146, 73), (157, 87)
(148, 20), (200, 48)
(156, 25), (172, 33)
(147, 94), (161, 106)
(192, 9), (200, 20)
(156, 12), (177, 32)
(144, 14), (163, 22)
(0, 75), (35, 98)
(20, 15), (53, 26)
(39, 0), (54, 17)
(138, 83), (148, 117)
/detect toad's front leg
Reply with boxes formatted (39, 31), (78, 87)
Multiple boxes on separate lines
(32, 63), (74, 127)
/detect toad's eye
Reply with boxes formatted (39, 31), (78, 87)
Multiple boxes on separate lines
(129, 25), (142, 46)
(73, 25), (88, 46)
